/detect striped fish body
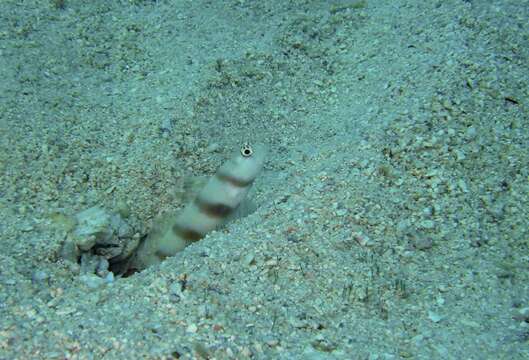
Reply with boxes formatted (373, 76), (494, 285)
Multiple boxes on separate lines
(129, 143), (266, 270)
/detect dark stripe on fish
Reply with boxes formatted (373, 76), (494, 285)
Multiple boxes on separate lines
(216, 172), (255, 188)
(195, 197), (236, 218)
(172, 224), (204, 242)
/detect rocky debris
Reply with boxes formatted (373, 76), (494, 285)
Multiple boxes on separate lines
(60, 206), (140, 277)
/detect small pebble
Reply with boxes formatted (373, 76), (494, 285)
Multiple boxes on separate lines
(104, 272), (114, 284)
(32, 270), (49, 283)
(79, 274), (106, 289)
(414, 237), (433, 250)
(419, 220), (435, 230)
(428, 311), (443, 323)
(186, 323), (198, 333)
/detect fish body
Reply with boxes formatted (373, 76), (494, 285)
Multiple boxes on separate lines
(129, 143), (266, 270)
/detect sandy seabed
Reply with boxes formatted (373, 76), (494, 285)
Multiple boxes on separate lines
(0, 0), (528, 359)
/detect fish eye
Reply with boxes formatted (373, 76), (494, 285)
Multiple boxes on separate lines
(240, 143), (253, 157)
